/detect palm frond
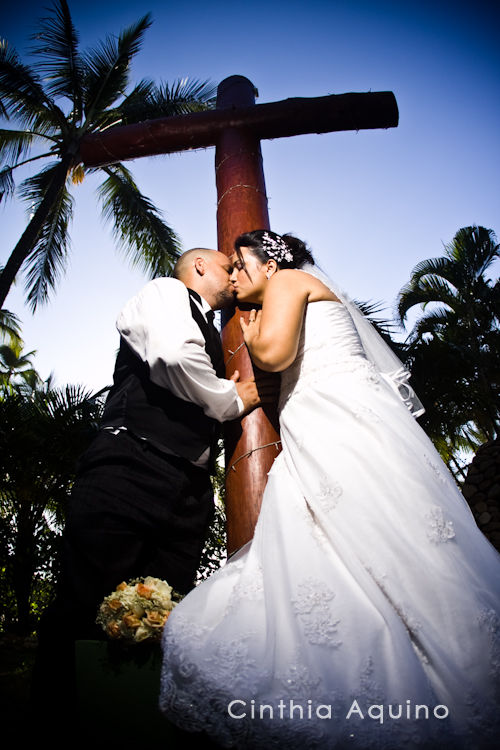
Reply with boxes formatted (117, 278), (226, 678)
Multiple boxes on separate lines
(0, 306), (22, 345)
(19, 163), (73, 311)
(41, 382), (105, 421)
(82, 14), (152, 124)
(416, 276), (458, 307)
(411, 307), (455, 341)
(0, 128), (57, 203)
(15, 366), (42, 391)
(408, 255), (454, 282)
(0, 165), (15, 203)
(397, 275), (457, 324)
(445, 225), (499, 280)
(95, 78), (155, 130)
(412, 254), (468, 292)
(353, 298), (401, 343)
(97, 163), (181, 277)
(29, 0), (84, 117)
(165, 77), (218, 106)
(0, 39), (65, 133)
(0, 128), (37, 167)
(0, 341), (36, 370)
(119, 77), (217, 123)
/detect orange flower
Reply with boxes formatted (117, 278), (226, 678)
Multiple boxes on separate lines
(145, 610), (168, 628)
(116, 582), (127, 591)
(123, 613), (142, 629)
(136, 583), (153, 599)
(106, 621), (121, 639)
(108, 598), (123, 611)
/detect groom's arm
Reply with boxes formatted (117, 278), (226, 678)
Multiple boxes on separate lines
(116, 277), (256, 420)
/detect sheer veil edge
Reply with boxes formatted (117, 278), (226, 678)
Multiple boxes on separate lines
(301, 262), (425, 418)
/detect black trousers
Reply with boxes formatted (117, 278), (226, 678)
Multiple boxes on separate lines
(62, 429), (214, 635)
(31, 430), (214, 734)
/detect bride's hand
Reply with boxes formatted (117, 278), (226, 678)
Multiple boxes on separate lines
(240, 309), (262, 350)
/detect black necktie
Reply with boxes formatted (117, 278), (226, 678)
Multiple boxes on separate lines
(205, 310), (225, 375)
(206, 310), (220, 341)
(187, 289), (225, 376)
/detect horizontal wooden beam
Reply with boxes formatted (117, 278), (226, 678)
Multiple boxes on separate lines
(79, 91), (398, 167)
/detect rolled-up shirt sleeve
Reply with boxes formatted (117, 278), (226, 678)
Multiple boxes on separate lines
(116, 278), (243, 421)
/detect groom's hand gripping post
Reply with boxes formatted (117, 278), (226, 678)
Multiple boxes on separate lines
(230, 369), (261, 414)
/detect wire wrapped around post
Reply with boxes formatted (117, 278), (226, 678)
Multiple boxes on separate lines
(215, 76), (282, 556)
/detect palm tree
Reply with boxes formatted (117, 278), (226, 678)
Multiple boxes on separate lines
(0, 266), (22, 348)
(0, 340), (40, 393)
(0, 309), (22, 347)
(397, 225), (499, 465)
(0, 0), (216, 310)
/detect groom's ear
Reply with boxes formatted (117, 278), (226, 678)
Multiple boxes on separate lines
(193, 256), (206, 276)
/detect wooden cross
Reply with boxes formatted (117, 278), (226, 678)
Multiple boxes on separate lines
(80, 75), (398, 555)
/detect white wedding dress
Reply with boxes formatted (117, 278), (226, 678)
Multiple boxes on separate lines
(159, 299), (500, 749)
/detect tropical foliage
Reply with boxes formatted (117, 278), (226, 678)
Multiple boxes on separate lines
(197, 450), (227, 583)
(397, 225), (499, 472)
(0, 0), (216, 310)
(0, 308), (22, 348)
(0, 340), (40, 393)
(0, 373), (106, 634)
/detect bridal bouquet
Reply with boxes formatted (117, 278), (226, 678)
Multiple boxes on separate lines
(96, 577), (183, 643)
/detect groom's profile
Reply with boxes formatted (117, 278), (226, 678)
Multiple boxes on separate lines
(32, 248), (260, 727)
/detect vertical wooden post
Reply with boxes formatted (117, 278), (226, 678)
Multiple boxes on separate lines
(215, 76), (281, 555)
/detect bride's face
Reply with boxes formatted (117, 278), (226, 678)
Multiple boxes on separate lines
(230, 247), (268, 304)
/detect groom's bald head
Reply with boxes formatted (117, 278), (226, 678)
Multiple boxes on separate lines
(173, 248), (235, 310)
(173, 248), (218, 281)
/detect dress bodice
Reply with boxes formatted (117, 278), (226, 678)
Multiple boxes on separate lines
(280, 301), (374, 405)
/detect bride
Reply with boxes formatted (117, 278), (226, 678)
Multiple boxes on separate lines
(159, 230), (500, 749)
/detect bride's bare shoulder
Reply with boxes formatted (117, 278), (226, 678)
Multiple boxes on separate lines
(270, 268), (339, 303)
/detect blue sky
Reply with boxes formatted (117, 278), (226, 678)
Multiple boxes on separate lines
(2, 0), (499, 390)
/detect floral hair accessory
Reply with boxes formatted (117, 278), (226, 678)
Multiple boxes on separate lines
(261, 232), (294, 264)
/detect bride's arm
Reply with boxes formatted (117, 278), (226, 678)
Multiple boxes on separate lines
(240, 270), (309, 372)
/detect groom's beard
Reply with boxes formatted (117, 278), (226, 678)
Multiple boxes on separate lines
(214, 288), (236, 310)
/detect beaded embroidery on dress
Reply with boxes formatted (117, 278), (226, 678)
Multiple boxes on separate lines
(160, 299), (500, 749)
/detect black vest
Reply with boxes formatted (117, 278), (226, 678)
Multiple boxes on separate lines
(100, 290), (225, 468)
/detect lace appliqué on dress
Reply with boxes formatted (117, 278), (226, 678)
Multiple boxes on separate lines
(316, 476), (343, 513)
(423, 454), (448, 485)
(278, 649), (322, 698)
(352, 403), (381, 423)
(425, 506), (456, 543)
(292, 578), (342, 648)
(225, 563), (264, 614)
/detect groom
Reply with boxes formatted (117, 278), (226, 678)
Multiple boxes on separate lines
(58, 248), (260, 638)
(32, 248), (259, 736)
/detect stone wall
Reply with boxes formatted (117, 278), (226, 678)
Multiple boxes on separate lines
(461, 438), (500, 552)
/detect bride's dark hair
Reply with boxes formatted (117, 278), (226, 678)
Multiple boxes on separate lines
(234, 230), (315, 269)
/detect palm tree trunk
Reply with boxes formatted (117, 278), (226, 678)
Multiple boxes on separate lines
(450, 454), (467, 482)
(0, 157), (71, 309)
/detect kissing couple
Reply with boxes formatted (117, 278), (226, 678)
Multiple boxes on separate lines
(38, 230), (500, 749)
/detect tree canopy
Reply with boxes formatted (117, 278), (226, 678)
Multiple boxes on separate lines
(0, 0), (216, 310)
(397, 225), (499, 470)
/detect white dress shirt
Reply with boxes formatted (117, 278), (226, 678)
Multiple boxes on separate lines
(114, 277), (243, 465)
